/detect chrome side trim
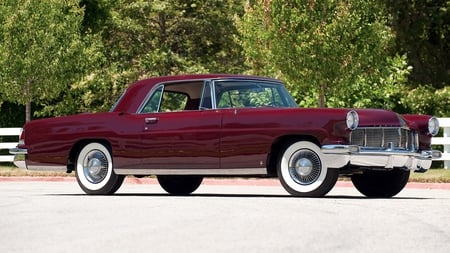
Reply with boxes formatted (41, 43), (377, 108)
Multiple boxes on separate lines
(114, 168), (268, 175)
(27, 165), (67, 171)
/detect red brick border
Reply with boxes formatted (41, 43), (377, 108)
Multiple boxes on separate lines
(1, 176), (449, 190)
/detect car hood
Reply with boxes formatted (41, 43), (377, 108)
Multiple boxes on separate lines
(353, 109), (407, 128)
(284, 107), (406, 128)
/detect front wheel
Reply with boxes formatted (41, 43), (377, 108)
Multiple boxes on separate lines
(277, 141), (338, 197)
(351, 169), (410, 198)
(157, 175), (203, 195)
(75, 142), (124, 195)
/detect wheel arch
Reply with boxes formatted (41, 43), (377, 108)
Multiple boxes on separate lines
(266, 135), (321, 176)
(67, 139), (112, 172)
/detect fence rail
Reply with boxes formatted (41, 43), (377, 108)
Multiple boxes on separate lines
(0, 128), (22, 163)
(1, 118), (450, 168)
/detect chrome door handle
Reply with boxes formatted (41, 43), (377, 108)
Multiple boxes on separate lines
(145, 117), (158, 124)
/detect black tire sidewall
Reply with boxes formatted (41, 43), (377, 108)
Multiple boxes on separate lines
(157, 175), (203, 195)
(351, 169), (410, 198)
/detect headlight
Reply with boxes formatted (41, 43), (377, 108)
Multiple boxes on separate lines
(428, 117), (439, 136)
(346, 110), (359, 130)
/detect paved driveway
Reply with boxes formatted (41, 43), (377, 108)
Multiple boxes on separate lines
(1, 178), (449, 253)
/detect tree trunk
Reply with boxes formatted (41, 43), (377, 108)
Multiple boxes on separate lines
(318, 82), (327, 108)
(25, 80), (32, 122)
(25, 101), (31, 122)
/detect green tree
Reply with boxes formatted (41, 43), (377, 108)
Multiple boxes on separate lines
(106, 0), (245, 76)
(0, 0), (102, 121)
(238, 0), (412, 110)
(387, 0), (449, 89)
(401, 85), (450, 117)
(39, 0), (247, 116)
(384, 0), (449, 116)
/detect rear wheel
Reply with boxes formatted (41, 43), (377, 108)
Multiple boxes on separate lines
(277, 141), (338, 197)
(351, 169), (410, 198)
(157, 175), (203, 195)
(75, 143), (124, 195)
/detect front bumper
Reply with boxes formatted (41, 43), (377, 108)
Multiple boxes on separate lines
(322, 145), (442, 172)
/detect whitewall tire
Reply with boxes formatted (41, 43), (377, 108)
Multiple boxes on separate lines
(277, 141), (338, 197)
(75, 142), (124, 195)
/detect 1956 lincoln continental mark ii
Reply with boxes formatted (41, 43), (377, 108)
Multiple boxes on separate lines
(10, 74), (442, 197)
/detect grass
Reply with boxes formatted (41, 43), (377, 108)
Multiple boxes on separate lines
(1, 163), (450, 183)
(409, 168), (450, 183)
(0, 164), (72, 177)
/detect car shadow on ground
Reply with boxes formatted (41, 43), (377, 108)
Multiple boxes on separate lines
(48, 192), (429, 200)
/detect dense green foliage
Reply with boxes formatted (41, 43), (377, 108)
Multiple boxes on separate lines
(387, 0), (450, 117)
(37, 0), (245, 117)
(388, 0), (449, 88)
(0, 0), (449, 125)
(238, 0), (412, 111)
(0, 0), (103, 121)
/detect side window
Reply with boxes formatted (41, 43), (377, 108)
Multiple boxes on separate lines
(159, 92), (188, 112)
(141, 85), (189, 113)
(141, 86), (163, 113)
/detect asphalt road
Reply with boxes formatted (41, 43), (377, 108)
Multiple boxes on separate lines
(1, 179), (449, 253)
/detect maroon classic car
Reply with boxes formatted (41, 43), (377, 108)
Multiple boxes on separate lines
(10, 74), (441, 197)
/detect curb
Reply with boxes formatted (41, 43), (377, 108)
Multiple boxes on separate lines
(1, 176), (450, 190)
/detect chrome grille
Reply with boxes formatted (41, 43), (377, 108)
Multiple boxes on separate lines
(350, 127), (418, 150)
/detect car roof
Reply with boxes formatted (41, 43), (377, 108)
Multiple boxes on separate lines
(130, 74), (281, 89)
(113, 74), (282, 113)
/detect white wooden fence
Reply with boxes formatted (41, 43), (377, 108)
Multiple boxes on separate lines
(431, 118), (450, 169)
(1, 118), (450, 168)
(0, 128), (22, 162)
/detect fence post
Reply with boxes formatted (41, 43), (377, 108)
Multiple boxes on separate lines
(443, 120), (450, 169)
(431, 118), (450, 169)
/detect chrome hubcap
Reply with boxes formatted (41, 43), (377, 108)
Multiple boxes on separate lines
(289, 150), (321, 185)
(295, 158), (313, 176)
(83, 150), (109, 184)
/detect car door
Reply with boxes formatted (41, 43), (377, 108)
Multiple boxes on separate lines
(220, 108), (278, 170)
(215, 80), (287, 171)
(139, 81), (221, 172)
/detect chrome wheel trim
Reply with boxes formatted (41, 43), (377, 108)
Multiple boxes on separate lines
(76, 143), (113, 191)
(288, 151), (322, 185)
(83, 150), (109, 184)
